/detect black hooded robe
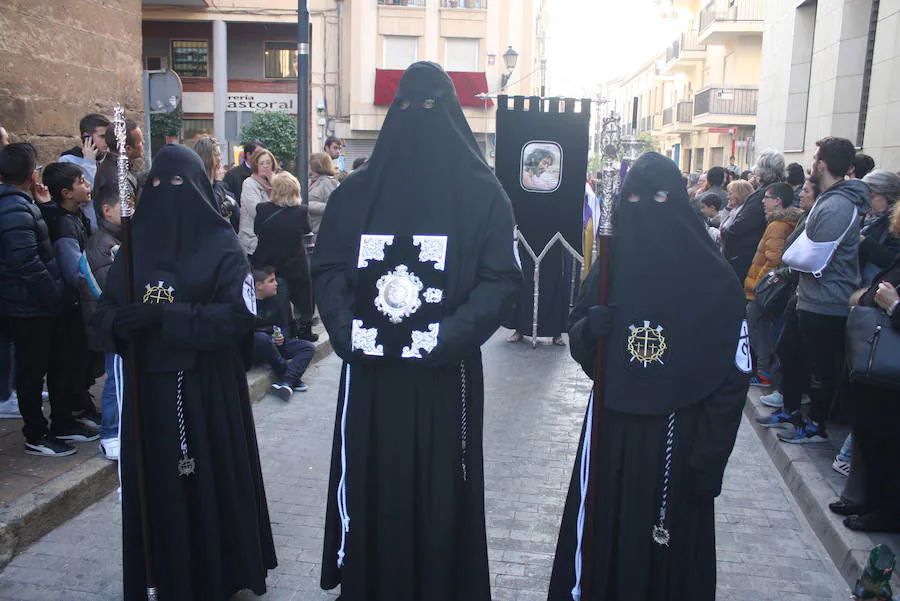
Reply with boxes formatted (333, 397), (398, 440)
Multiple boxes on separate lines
(94, 145), (276, 601)
(547, 153), (750, 601)
(312, 63), (521, 601)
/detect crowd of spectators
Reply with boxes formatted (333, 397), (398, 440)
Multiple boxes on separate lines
(691, 140), (900, 535)
(0, 117), (366, 462)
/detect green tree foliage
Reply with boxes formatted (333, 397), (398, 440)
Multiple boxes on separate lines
(150, 104), (183, 138)
(240, 111), (297, 173)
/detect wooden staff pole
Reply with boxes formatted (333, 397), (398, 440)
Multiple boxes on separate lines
(113, 105), (157, 601)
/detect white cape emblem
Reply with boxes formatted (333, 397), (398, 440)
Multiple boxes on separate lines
(242, 274), (257, 316)
(735, 320), (752, 373)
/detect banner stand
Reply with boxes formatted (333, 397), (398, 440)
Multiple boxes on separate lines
(517, 230), (584, 349)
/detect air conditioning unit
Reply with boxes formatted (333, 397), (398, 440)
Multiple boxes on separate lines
(145, 56), (168, 71)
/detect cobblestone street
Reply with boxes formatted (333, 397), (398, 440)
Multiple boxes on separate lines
(0, 331), (849, 600)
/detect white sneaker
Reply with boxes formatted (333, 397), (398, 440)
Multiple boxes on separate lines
(760, 391), (784, 409)
(0, 397), (22, 419)
(100, 437), (120, 461)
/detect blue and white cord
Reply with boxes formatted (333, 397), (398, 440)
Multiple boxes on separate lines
(570, 391), (594, 601)
(336, 364), (352, 568)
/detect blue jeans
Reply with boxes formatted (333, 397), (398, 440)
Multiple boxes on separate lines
(253, 333), (315, 387)
(100, 353), (121, 440)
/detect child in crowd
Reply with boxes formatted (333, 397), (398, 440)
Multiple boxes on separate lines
(82, 186), (124, 460)
(253, 267), (315, 401)
(39, 162), (101, 444)
(700, 195), (723, 228)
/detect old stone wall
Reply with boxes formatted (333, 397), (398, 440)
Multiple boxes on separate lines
(0, 0), (143, 164)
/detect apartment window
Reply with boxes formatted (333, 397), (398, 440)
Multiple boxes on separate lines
(265, 42), (298, 78)
(444, 38), (480, 72)
(383, 36), (419, 70)
(171, 40), (209, 78)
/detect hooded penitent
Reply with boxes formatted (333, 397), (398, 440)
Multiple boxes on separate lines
(312, 62), (520, 601)
(94, 144), (276, 600)
(549, 153), (750, 601)
(574, 151), (748, 414)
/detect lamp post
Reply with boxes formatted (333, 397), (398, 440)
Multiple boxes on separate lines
(500, 45), (518, 90)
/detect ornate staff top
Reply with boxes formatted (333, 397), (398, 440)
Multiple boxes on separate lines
(112, 104), (134, 220)
(597, 113), (622, 237)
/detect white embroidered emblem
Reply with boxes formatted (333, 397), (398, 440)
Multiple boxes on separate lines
(412, 235), (448, 271)
(242, 274), (257, 316)
(735, 320), (752, 373)
(357, 235), (395, 268)
(401, 323), (440, 359)
(374, 265), (424, 324)
(351, 319), (384, 356)
(423, 287), (443, 304)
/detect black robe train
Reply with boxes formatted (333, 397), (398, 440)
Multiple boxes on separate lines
(312, 62), (521, 601)
(547, 153), (750, 601)
(94, 145), (276, 600)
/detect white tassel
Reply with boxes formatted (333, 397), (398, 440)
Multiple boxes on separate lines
(571, 391), (594, 601)
(114, 354), (124, 502)
(336, 364), (352, 568)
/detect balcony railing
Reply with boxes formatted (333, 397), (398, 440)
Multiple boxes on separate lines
(663, 107), (674, 126)
(441, 0), (487, 7)
(379, 0), (426, 6)
(665, 22), (706, 63)
(694, 87), (758, 116)
(676, 100), (693, 122)
(698, 0), (764, 33)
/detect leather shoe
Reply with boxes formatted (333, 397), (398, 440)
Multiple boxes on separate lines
(843, 512), (900, 533)
(828, 499), (870, 516)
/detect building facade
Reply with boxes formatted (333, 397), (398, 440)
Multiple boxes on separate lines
(601, 0), (764, 173)
(756, 0), (899, 167)
(142, 0), (542, 167)
(1, 0), (143, 163)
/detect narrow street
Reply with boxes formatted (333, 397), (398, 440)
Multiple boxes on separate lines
(0, 331), (848, 600)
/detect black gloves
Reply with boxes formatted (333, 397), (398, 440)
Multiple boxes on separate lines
(114, 304), (165, 340)
(587, 305), (615, 339)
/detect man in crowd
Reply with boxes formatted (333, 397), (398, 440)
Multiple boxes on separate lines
(787, 162), (806, 205)
(223, 140), (263, 203)
(40, 163), (102, 444)
(726, 155), (740, 177)
(95, 120), (143, 204)
(779, 137), (870, 444)
(0, 143), (72, 456)
(252, 267), (315, 401)
(58, 113), (110, 229)
(324, 136), (345, 174)
(849, 153), (875, 179)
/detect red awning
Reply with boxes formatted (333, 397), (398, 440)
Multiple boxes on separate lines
(374, 69), (493, 108)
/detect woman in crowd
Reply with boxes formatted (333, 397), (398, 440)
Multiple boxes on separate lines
(190, 136), (239, 232)
(307, 152), (339, 241)
(859, 170), (900, 281)
(719, 179), (754, 231)
(239, 148), (279, 260)
(722, 149), (784, 285)
(756, 178), (819, 416)
(743, 183), (803, 387)
(253, 171), (316, 342)
(832, 200), (900, 534)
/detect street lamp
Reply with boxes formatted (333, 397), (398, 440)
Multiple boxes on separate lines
(500, 45), (518, 89)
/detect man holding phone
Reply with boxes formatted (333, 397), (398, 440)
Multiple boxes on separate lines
(58, 113), (110, 230)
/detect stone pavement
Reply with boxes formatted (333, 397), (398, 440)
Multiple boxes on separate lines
(0, 331), (849, 600)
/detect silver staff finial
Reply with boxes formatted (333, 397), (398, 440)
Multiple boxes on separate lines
(112, 104), (133, 220)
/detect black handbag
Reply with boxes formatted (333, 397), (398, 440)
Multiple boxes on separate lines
(845, 305), (900, 391)
(754, 269), (795, 319)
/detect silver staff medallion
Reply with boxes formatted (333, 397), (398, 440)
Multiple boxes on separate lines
(375, 265), (423, 324)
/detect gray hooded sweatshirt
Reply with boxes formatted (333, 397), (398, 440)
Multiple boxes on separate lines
(796, 178), (871, 316)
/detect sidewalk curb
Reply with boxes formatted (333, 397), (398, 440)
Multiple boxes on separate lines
(0, 331), (332, 570)
(744, 392), (900, 590)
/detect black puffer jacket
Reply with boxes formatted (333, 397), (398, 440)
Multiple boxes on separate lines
(721, 187), (767, 284)
(0, 184), (63, 317)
